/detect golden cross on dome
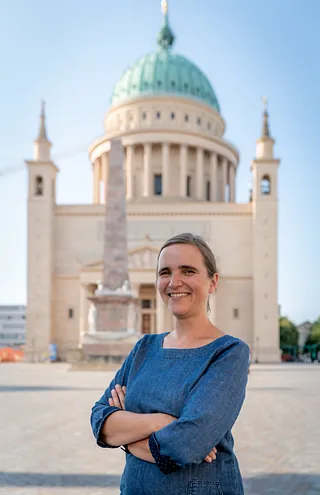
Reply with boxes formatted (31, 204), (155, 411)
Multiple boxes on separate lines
(161, 0), (168, 15)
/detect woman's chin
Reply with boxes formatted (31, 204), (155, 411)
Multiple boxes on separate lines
(170, 306), (191, 318)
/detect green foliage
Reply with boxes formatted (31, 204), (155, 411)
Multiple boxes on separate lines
(279, 317), (298, 347)
(305, 322), (320, 345)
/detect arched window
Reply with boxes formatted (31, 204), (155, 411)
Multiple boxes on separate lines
(261, 175), (271, 195)
(35, 176), (43, 196)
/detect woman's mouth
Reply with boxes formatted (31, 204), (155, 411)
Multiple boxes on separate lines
(168, 292), (190, 299)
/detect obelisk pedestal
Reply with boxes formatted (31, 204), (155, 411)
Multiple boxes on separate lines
(82, 140), (140, 363)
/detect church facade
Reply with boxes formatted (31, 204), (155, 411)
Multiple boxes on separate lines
(25, 4), (281, 363)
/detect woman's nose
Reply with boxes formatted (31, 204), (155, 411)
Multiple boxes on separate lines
(169, 273), (182, 287)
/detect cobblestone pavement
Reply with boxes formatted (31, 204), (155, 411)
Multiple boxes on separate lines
(0, 362), (319, 495)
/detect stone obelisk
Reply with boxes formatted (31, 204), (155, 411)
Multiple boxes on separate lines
(82, 140), (139, 362)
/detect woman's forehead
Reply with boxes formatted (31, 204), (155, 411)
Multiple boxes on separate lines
(158, 244), (202, 266)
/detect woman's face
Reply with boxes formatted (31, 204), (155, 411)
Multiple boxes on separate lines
(156, 243), (218, 318)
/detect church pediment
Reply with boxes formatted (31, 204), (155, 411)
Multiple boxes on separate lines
(128, 246), (159, 270)
(82, 245), (159, 272)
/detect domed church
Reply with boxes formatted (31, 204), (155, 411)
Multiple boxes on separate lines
(25, 1), (280, 363)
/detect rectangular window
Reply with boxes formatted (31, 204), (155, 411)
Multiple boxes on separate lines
(206, 180), (211, 201)
(141, 299), (152, 309)
(154, 174), (162, 195)
(233, 308), (239, 319)
(186, 176), (192, 197)
(68, 308), (74, 319)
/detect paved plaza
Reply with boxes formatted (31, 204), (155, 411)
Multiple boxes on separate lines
(0, 362), (319, 495)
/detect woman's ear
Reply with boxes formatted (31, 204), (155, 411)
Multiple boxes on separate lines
(209, 273), (219, 293)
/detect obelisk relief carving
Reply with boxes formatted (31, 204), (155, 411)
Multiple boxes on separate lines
(82, 140), (139, 361)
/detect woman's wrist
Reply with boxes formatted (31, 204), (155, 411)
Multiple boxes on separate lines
(152, 412), (177, 432)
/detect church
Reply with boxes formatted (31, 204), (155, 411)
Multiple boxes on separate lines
(25, 2), (280, 363)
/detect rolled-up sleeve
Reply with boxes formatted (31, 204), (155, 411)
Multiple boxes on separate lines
(90, 336), (145, 449)
(150, 340), (250, 472)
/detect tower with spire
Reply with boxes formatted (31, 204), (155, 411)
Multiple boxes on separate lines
(251, 99), (281, 363)
(25, 103), (59, 361)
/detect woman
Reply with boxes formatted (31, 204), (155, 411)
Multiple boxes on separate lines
(91, 233), (250, 494)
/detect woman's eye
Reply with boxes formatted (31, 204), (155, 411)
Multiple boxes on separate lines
(184, 269), (194, 274)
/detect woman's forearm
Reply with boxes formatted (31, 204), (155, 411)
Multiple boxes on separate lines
(127, 438), (155, 463)
(101, 411), (177, 447)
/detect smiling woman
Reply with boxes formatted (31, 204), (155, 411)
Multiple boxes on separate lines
(90, 233), (250, 495)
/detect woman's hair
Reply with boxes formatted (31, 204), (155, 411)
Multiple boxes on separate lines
(157, 233), (218, 314)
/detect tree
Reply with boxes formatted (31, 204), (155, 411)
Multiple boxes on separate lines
(279, 316), (298, 347)
(305, 320), (320, 346)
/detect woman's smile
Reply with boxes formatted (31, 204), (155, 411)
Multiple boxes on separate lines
(168, 292), (190, 299)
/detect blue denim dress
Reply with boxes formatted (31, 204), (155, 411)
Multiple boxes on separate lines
(91, 333), (250, 495)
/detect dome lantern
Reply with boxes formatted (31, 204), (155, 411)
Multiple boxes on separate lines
(157, 0), (175, 49)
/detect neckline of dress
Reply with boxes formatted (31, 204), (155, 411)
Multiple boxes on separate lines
(160, 332), (231, 352)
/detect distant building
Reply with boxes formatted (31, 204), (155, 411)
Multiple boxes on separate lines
(0, 305), (26, 348)
(297, 321), (312, 348)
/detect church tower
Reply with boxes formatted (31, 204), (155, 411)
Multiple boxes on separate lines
(251, 100), (281, 363)
(25, 102), (59, 361)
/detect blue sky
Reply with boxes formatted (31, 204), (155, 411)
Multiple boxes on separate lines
(0, 0), (319, 324)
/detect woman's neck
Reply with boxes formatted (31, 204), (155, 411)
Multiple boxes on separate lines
(172, 314), (222, 344)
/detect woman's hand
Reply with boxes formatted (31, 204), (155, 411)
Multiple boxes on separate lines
(109, 384), (126, 410)
(204, 447), (217, 463)
(109, 384), (217, 463)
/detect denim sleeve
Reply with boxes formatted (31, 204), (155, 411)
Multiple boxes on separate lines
(150, 340), (250, 472)
(90, 336), (145, 449)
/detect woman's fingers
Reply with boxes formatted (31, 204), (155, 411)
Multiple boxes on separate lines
(115, 384), (126, 409)
(108, 397), (115, 406)
(111, 389), (121, 408)
(205, 447), (217, 463)
(110, 384), (126, 410)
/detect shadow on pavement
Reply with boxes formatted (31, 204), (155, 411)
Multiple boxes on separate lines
(0, 386), (102, 392)
(243, 473), (320, 494)
(1, 472), (320, 493)
(0, 472), (121, 488)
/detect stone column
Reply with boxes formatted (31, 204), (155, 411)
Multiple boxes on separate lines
(126, 145), (134, 199)
(156, 290), (166, 334)
(180, 144), (187, 197)
(210, 152), (217, 202)
(221, 156), (228, 202)
(196, 147), (204, 200)
(82, 141), (139, 361)
(162, 143), (170, 196)
(101, 152), (109, 204)
(93, 158), (100, 204)
(229, 162), (236, 202)
(143, 143), (152, 197)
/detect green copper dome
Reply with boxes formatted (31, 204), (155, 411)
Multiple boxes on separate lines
(110, 8), (220, 112)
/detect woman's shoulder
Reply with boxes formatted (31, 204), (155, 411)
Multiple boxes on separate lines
(135, 332), (164, 349)
(215, 334), (250, 360)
